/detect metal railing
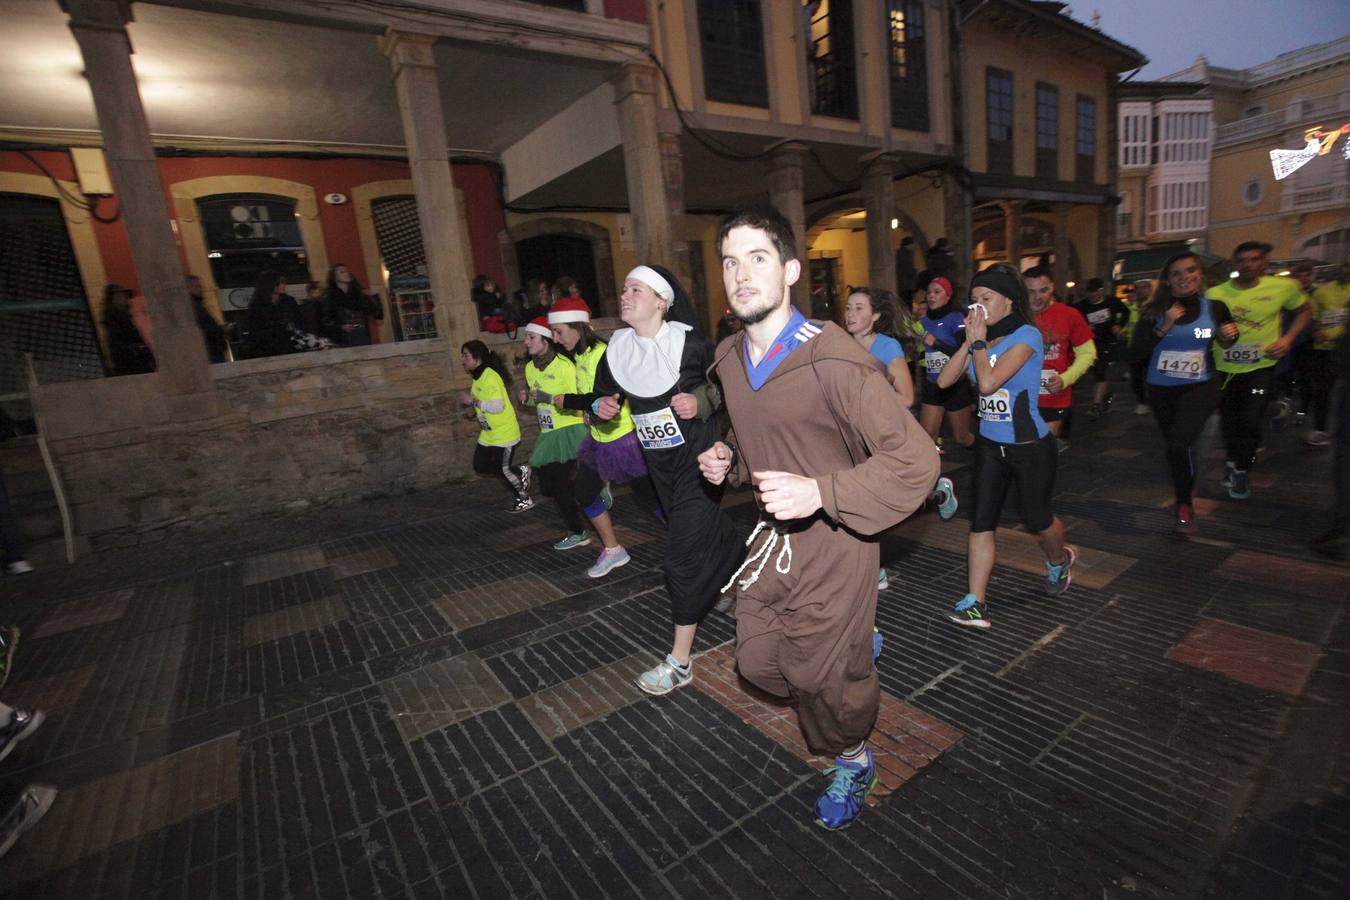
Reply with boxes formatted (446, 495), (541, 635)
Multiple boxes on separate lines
(1214, 91), (1350, 147)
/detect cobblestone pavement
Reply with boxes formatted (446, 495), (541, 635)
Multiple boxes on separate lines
(0, 400), (1346, 898)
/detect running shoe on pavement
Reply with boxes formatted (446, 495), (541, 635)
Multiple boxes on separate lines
(0, 626), (19, 690)
(814, 750), (877, 830)
(1306, 430), (1331, 448)
(635, 654), (692, 695)
(948, 594), (989, 629)
(1175, 503), (1195, 531)
(507, 497), (534, 514)
(1134, 403), (1150, 416)
(933, 476), (958, 520)
(0, 708), (44, 765)
(1220, 461), (1237, 489)
(878, 568), (889, 591)
(1228, 470), (1251, 500)
(1045, 545), (1077, 596)
(0, 785), (57, 860)
(4, 562), (31, 576)
(587, 545), (630, 578)
(553, 533), (590, 551)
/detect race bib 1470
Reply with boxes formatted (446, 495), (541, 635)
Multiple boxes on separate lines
(632, 407), (685, 450)
(1156, 349), (1206, 380)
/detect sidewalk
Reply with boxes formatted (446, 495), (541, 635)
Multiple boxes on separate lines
(0, 400), (1345, 898)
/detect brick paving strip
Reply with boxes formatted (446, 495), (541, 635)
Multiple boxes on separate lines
(691, 644), (962, 804)
(1168, 617), (1322, 696)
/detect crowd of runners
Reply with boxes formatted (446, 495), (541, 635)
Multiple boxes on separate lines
(450, 210), (1349, 832)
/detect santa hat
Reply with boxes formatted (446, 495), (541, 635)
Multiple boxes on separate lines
(547, 296), (591, 324)
(523, 316), (552, 339)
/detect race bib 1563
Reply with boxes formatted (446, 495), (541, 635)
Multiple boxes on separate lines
(632, 407), (685, 450)
(925, 351), (950, 375)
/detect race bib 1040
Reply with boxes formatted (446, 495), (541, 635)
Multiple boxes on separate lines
(978, 389), (1012, 422)
(536, 406), (555, 431)
(1156, 349), (1206, 379)
(1222, 342), (1263, 365)
(632, 407), (685, 450)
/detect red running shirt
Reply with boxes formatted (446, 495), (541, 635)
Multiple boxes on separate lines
(1035, 302), (1093, 409)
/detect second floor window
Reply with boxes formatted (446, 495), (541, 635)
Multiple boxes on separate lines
(805, 0), (858, 119)
(1076, 95), (1097, 182)
(698, 0), (768, 107)
(1036, 83), (1059, 180)
(888, 0), (929, 130)
(987, 68), (1013, 175)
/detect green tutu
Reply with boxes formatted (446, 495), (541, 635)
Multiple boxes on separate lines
(530, 423), (585, 467)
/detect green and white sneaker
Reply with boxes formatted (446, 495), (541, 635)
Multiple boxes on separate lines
(553, 533), (591, 551)
(636, 654), (692, 695)
(932, 476), (958, 521)
(948, 594), (989, 629)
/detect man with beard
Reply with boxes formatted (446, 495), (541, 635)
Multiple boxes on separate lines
(698, 207), (938, 830)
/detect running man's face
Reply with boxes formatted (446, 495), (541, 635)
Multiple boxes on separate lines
(1234, 249), (1266, 283)
(1024, 275), (1055, 314)
(1167, 257), (1204, 297)
(720, 225), (800, 326)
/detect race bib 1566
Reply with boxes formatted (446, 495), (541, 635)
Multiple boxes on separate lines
(632, 407), (685, 450)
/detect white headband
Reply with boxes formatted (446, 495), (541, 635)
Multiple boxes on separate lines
(626, 265), (673, 301)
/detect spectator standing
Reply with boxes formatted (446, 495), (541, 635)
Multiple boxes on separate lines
(186, 275), (229, 364)
(245, 270), (301, 359)
(323, 264), (383, 347)
(1306, 255), (1350, 448)
(101, 284), (156, 375)
(895, 235), (918, 297)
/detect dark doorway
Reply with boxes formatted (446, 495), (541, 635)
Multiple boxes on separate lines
(515, 234), (599, 314)
(808, 257), (842, 323)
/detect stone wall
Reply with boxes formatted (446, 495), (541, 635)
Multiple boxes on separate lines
(32, 320), (621, 553)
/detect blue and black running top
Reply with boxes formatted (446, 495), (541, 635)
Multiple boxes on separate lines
(967, 323), (1048, 444)
(1147, 298), (1218, 387)
(921, 309), (966, 382)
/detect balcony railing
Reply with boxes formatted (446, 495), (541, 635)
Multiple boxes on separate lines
(1214, 91), (1350, 147)
(1282, 182), (1350, 213)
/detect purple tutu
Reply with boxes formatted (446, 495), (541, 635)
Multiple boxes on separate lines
(577, 432), (648, 483)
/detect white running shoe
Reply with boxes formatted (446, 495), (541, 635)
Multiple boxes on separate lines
(636, 654), (692, 695)
(587, 546), (630, 578)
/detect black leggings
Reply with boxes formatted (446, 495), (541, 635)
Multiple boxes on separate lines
(472, 443), (528, 502)
(1308, 349), (1334, 432)
(969, 435), (1058, 533)
(573, 461), (661, 520)
(537, 461), (586, 534)
(1219, 368), (1274, 471)
(1128, 359), (1148, 404)
(1149, 379), (1221, 505)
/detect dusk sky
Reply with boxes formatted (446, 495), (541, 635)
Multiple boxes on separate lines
(1065, 1), (1349, 79)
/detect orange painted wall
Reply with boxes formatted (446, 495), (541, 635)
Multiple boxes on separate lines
(0, 149), (508, 296)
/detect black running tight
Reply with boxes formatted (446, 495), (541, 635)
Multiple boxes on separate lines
(1148, 379), (1221, 505)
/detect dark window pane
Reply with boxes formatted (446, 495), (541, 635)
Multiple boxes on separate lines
(1036, 82), (1058, 180)
(986, 67), (1013, 175)
(195, 194), (309, 312)
(888, 0), (929, 130)
(1076, 95), (1097, 182)
(806, 0), (858, 119)
(698, 0), (768, 107)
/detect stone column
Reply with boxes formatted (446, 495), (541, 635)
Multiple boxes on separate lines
(1001, 200), (1023, 268)
(942, 171), (974, 291)
(61, 0), (211, 397)
(862, 152), (898, 293)
(658, 131), (703, 320)
(379, 29), (477, 348)
(614, 64), (676, 271)
(766, 142), (810, 315)
(1052, 205), (1073, 283)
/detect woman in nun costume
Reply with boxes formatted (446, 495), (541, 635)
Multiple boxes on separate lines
(588, 264), (743, 695)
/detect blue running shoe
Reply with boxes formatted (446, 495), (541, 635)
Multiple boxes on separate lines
(948, 593), (989, 629)
(1045, 545), (1077, 596)
(815, 751), (877, 830)
(872, 627), (882, 663)
(1228, 470), (1251, 500)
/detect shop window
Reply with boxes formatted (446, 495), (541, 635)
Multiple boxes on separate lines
(197, 194), (309, 320)
(1036, 83), (1059, 180)
(697, 0), (768, 107)
(888, 0), (928, 131)
(986, 68), (1013, 175)
(805, 0), (858, 119)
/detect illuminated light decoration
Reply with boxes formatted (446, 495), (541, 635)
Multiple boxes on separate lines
(1270, 123), (1350, 180)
